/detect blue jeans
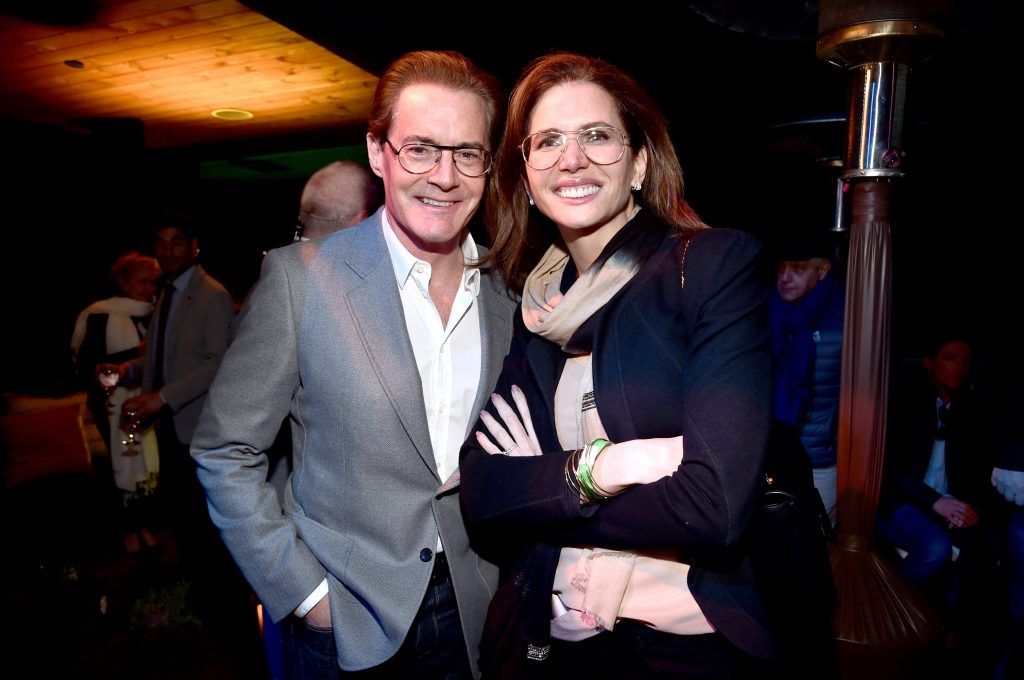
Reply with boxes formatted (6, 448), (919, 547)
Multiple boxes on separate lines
(876, 503), (953, 585)
(283, 557), (471, 679)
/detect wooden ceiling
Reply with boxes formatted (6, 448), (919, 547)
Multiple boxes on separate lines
(0, 0), (378, 149)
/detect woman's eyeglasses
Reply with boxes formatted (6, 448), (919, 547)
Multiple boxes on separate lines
(520, 126), (629, 170)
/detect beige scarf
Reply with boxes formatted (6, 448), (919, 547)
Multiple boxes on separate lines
(523, 212), (651, 632)
(521, 211), (644, 350)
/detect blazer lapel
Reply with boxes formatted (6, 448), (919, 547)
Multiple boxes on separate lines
(341, 216), (437, 480)
(466, 269), (516, 438)
(164, 265), (203, 360)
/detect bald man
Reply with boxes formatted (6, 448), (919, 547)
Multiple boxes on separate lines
(295, 161), (382, 241)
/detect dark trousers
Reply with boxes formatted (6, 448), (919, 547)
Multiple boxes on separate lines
(284, 553), (471, 679)
(550, 621), (763, 679)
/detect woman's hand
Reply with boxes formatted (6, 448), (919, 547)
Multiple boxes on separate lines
(591, 436), (684, 495)
(475, 385), (542, 457)
(932, 495), (980, 529)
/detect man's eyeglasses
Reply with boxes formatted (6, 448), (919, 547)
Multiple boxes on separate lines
(520, 126), (629, 171)
(383, 139), (493, 178)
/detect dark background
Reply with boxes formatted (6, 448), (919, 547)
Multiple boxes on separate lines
(0, 1), (1009, 393)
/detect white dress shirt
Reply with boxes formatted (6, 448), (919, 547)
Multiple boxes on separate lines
(295, 211), (482, 617)
(924, 398), (950, 495)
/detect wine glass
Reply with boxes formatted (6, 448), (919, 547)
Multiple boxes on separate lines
(99, 367), (120, 408)
(121, 409), (140, 457)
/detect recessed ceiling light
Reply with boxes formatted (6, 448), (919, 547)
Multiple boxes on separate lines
(211, 108), (254, 121)
(64, 59), (85, 69)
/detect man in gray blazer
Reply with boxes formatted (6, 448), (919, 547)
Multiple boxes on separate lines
(192, 51), (515, 677)
(116, 213), (234, 525)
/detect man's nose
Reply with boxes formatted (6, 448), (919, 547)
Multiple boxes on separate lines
(427, 151), (460, 190)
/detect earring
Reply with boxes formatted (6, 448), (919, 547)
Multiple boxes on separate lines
(527, 192), (535, 206)
(631, 181), (642, 191)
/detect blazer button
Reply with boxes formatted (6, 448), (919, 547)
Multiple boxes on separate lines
(419, 548), (433, 562)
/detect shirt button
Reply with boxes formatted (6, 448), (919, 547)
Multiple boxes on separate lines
(415, 264), (425, 273)
(419, 548), (433, 562)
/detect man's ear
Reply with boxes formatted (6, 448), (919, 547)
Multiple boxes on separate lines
(367, 133), (385, 179)
(818, 260), (832, 281)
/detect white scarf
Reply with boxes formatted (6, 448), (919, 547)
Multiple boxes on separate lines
(70, 296), (152, 357)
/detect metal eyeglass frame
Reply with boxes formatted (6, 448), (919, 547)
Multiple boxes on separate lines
(519, 126), (630, 171)
(383, 139), (493, 178)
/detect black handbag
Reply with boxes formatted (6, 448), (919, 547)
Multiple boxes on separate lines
(753, 421), (838, 677)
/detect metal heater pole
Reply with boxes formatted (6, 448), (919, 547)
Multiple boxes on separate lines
(817, 2), (953, 677)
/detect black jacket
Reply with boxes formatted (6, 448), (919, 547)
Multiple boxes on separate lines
(460, 214), (775, 663)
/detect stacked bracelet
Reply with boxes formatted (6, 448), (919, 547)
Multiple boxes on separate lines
(565, 438), (617, 503)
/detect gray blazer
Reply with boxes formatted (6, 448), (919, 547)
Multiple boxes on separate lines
(191, 211), (517, 673)
(133, 265), (234, 444)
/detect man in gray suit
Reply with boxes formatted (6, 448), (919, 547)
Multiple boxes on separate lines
(192, 51), (515, 677)
(120, 213), (234, 441)
(114, 213), (234, 553)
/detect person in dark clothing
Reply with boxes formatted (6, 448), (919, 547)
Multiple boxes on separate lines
(878, 336), (999, 587)
(769, 237), (844, 522)
(878, 334), (1009, 678)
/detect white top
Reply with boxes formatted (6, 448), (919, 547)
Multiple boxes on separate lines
(550, 354), (713, 640)
(381, 210), (482, 490)
(923, 398), (949, 496)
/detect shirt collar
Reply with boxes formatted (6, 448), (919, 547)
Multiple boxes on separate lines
(171, 265), (196, 293)
(381, 209), (480, 297)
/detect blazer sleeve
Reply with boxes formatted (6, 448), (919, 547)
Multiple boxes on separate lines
(160, 276), (235, 413)
(191, 250), (327, 622)
(460, 314), (586, 529)
(462, 230), (771, 553)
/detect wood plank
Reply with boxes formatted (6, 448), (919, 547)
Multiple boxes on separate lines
(23, 1), (247, 53)
(0, 0), (218, 49)
(5, 12), (280, 71)
(55, 77), (374, 120)
(0, 41), (335, 91)
(61, 60), (369, 102)
(0, 27), (326, 90)
(14, 75), (373, 122)
(4, 41), (362, 93)
(147, 114), (361, 148)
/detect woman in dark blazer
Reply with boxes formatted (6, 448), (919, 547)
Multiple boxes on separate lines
(460, 53), (774, 677)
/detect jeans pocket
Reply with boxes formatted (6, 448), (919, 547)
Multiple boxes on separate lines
(301, 617), (334, 635)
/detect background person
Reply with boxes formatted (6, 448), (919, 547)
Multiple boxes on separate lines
(769, 235), (844, 521)
(72, 252), (161, 553)
(295, 160), (383, 241)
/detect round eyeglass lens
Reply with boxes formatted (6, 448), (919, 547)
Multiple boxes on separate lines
(397, 144), (491, 176)
(523, 127), (626, 170)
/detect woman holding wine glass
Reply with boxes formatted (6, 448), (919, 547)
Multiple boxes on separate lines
(72, 252), (162, 554)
